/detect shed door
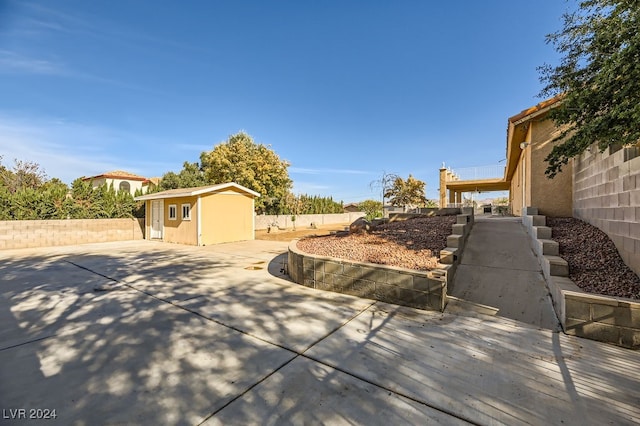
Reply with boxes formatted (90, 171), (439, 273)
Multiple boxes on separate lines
(151, 200), (164, 239)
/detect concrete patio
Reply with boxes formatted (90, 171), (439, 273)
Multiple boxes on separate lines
(1, 240), (639, 425)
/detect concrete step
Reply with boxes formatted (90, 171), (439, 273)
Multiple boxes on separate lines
(531, 215), (546, 226)
(542, 255), (569, 279)
(446, 234), (463, 248)
(439, 247), (458, 264)
(533, 226), (552, 240)
(456, 214), (471, 225)
(451, 223), (467, 236)
(536, 239), (559, 256)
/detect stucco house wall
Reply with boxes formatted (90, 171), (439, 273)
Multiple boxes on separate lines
(529, 119), (573, 217)
(506, 98), (572, 217)
(84, 171), (147, 196)
(201, 188), (255, 245)
(160, 195), (199, 245)
(509, 150), (527, 217)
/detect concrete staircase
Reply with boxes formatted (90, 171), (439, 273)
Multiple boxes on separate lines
(522, 207), (569, 280)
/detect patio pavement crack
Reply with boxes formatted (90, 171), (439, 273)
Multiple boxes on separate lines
(65, 259), (478, 425)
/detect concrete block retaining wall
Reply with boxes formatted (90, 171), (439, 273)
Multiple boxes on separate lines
(255, 212), (365, 230)
(524, 208), (639, 349)
(288, 240), (448, 311)
(573, 143), (640, 277)
(0, 218), (145, 250)
(287, 209), (474, 312)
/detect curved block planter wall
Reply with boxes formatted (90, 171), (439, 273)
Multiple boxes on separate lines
(288, 240), (447, 312)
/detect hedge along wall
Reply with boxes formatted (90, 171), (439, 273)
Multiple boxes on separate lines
(0, 218), (145, 250)
(255, 212), (365, 230)
(573, 143), (640, 276)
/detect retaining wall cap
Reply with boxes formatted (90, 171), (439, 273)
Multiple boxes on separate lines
(565, 290), (640, 306)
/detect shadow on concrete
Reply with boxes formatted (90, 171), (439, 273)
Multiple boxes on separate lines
(0, 243), (404, 424)
(2, 241), (639, 424)
(0, 248), (296, 424)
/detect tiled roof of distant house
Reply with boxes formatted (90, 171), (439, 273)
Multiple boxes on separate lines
(143, 177), (161, 186)
(83, 170), (148, 181)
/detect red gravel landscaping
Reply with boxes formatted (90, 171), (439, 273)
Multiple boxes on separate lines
(547, 217), (640, 300)
(296, 216), (456, 271)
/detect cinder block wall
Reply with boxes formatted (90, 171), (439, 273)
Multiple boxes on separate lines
(0, 218), (145, 250)
(573, 144), (640, 276)
(255, 212), (365, 230)
(288, 240), (447, 312)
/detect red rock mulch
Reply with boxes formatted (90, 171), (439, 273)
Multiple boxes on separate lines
(547, 217), (640, 299)
(296, 216), (456, 271)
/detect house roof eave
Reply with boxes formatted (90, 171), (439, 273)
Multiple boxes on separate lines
(504, 95), (563, 180)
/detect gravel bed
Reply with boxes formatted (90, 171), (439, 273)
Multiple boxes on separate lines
(547, 217), (640, 299)
(296, 216), (456, 271)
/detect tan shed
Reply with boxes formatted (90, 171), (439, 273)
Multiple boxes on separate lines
(135, 183), (260, 245)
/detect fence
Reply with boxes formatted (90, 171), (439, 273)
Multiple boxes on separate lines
(447, 164), (505, 181)
(573, 143), (640, 276)
(0, 218), (145, 250)
(255, 212), (365, 230)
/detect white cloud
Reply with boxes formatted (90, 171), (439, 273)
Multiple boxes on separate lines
(0, 50), (66, 75)
(0, 113), (174, 183)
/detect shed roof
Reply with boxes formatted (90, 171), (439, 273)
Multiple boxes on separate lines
(134, 182), (260, 201)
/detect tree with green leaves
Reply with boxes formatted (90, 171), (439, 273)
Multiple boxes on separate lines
(0, 155), (143, 220)
(0, 157), (48, 193)
(38, 178), (73, 219)
(0, 186), (11, 220)
(68, 178), (101, 219)
(200, 132), (292, 214)
(359, 199), (383, 221)
(383, 174), (427, 210)
(538, 0), (640, 177)
(159, 161), (206, 190)
(281, 193), (344, 215)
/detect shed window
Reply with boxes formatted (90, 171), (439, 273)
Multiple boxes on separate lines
(168, 205), (177, 220)
(182, 203), (191, 221)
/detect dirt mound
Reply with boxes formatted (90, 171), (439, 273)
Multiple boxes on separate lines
(296, 216), (456, 271)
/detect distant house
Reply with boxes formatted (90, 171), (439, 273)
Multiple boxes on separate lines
(142, 177), (161, 193)
(343, 203), (361, 213)
(82, 170), (148, 196)
(134, 182), (260, 246)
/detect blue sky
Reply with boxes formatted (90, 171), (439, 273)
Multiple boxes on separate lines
(0, 1), (573, 202)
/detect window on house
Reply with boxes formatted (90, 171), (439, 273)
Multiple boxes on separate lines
(168, 204), (177, 220)
(182, 203), (191, 221)
(119, 181), (131, 193)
